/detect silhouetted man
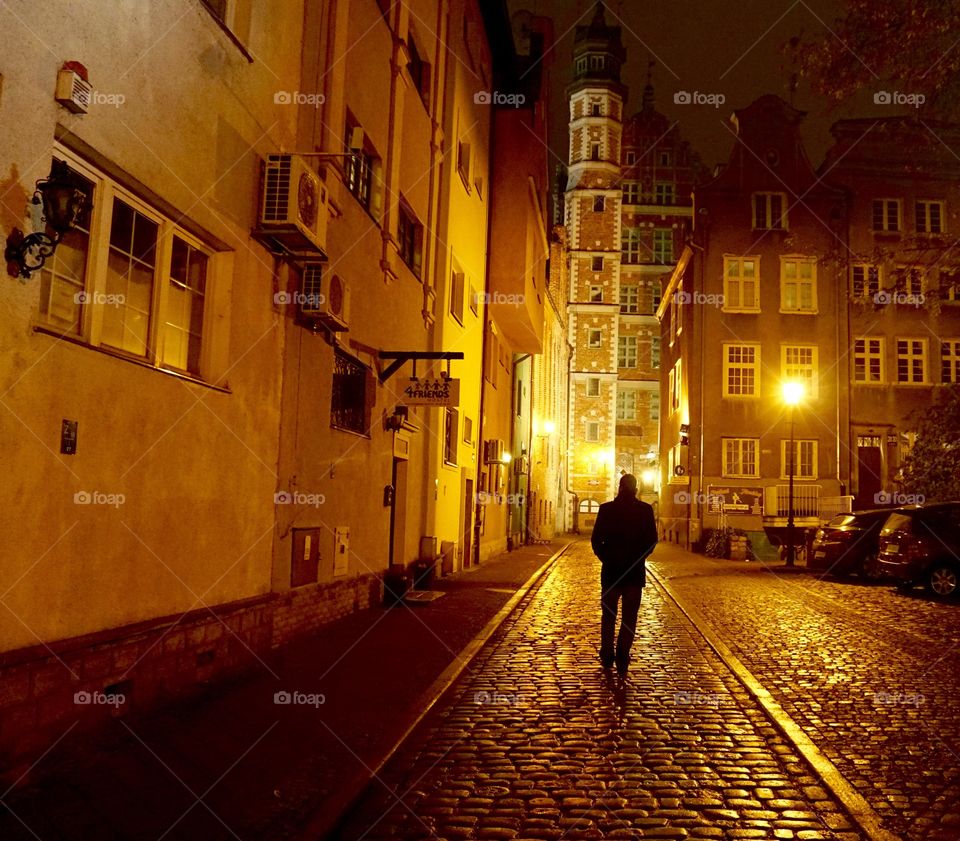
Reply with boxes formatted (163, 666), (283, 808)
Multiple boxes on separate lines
(591, 473), (658, 675)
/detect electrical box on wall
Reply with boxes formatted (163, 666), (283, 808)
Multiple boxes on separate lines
(55, 63), (92, 114)
(291, 528), (321, 588)
(333, 527), (349, 577)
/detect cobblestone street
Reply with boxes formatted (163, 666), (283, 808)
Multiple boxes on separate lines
(336, 541), (861, 840)
(649, 545), (960, 841)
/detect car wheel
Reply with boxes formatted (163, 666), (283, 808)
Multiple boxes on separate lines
(927, 564), (959, 598)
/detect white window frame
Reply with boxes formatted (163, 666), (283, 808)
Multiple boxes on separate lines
(589, 284), (603, 302)
(650, 391), (660, 421)
(723, 256), (760, 312)
(616, 388), (637, 421)
(853, 337), (885, 384)
(652, 228), (673, 264)
(652, 337), (661, 369)
(722, 438), (759, 478)
(780, 257), (818, 313)
(896, 337), (928, 384)
(617, 335), (637, 368)
(619, 284), (639, 314)
(622, 182), (641, 205)
(752, 192), (787, 230)
(654, 182), (675, 205)
(916, 199), (945, 234)
(587, 328), (602, 348)
(852, 263), (880, 299)
(872, 198), (901, 232)
(723, 343), (760, 398)
(942, 339), (960, 384)
(781, 439), (818, 479)
(621, 227), (642, 264)
(893, 265), (924, 297)
(37, 146), (217, 380)
(781, 345), (819, 399)
(586, 377), (600, 397)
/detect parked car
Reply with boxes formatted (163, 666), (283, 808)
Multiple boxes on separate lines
(876, 502), (960, 597)
(810, 509), (895, 577)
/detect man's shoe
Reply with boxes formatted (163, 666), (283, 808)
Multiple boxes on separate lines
(615, 654), (630, 676)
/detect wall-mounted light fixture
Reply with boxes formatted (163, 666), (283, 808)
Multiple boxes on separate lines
(6, 159), (91, 280)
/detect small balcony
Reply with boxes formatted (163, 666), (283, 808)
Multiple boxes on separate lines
(762, 485), (853, 527)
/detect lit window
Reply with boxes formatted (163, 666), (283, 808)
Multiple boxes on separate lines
(670, 359), (682, 412)
(896, 338), (927, 383)
(872, 198), (900, 232)
(723, 257), (759, 311)
(781, 258), (817, 312)
(617, 335), (637, 368)
(752, 192), (787, 230)
(916, 200), (944, 233)
(853, 337), (884, 383)
(722, 438), (758, 478)
(723, 344), (760, 397)
(344, 120), (379, 215)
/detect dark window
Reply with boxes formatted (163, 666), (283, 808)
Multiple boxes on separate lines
(592, 256), (603, 271)
(593, 196), (605, 212)
(331, 349), (371, 434)
(444, 408), (458, 464)
(591, 103), (601, 116)
(398, 202), (423, 277)
(345, 123), (373, 210)
(407, 38), (430, 108)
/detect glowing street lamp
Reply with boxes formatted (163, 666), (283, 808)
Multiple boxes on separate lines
(781, 380), (806, 567)
(543, 419), (556, 435)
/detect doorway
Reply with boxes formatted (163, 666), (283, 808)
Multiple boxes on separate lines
(461, 473), (473, 569)
(855, 434), (882, 508)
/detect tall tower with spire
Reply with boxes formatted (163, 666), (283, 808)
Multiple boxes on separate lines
(565, 2), (628, 517)
(566, 4), (704, 527)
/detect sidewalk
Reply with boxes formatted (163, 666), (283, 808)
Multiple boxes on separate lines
(0, 540), (568, 841)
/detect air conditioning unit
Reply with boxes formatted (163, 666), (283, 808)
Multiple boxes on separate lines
(513, 455), (529, 475)
(484, 439), (505, 464)
(55, 65), (92, 114)
(257, 154), (328, 257)
(300, 265), (349, 331)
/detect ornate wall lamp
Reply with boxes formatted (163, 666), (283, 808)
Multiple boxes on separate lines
(5, 159), (90, 280)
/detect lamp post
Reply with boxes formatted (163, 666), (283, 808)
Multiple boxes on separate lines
(781, 380), (805, 567)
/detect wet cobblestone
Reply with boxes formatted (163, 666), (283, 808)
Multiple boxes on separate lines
(336, 542), (849, 840)
(650, 546), (960, 840)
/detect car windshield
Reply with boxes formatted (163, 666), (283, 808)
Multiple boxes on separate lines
(828, 514), (856, 527)
(881, 512), (913, 534)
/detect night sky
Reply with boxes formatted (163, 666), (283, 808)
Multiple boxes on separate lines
(513, 0), (902, 174)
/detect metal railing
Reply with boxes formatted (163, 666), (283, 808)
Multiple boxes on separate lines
(762, 486), (854, 520)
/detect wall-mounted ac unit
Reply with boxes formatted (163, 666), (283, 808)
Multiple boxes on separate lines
(257, 154), (328, 257)
(513, 455), (529, 475)
(484, 439), (505, 464)
(300, 264), (349, 331)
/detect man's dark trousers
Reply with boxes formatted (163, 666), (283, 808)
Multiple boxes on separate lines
(600, 568), (643, 665)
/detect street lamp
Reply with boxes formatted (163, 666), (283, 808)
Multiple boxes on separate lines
(781, 380), (805, 567)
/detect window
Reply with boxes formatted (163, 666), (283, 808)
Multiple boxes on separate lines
(872, 199), (900, 232)
(651, 278), (662, 313)
(942, 340), (960, 383)
(723, 257), (759, 311)
(576, 57), (587, 74)
(916, 200), (944, 233)
(345, 121), (378, 214)
(782, 439), (817, 479)
(589, 285), (603, 302)
(450, 270), (465, 323)
(622, 182), (641, 204)
(723, 344), (760, 397)
(589, 55), (605, 70)
(463, 415), (473, 444)
(625, 151), (636, 166)
(940, 268), (960, 303)
(590, 142), (601, 161)
(591, 255), (604, 272)
(617, 335), (637, 368)
(651, 337), (660, 369)
(722, 438), (759, 478)
(444, 408), (458, 465)
(591, 102), (602, 116)
(781, 258), (817, 312)
(670, 359), (682, 413)
(852, 264), (880, 299)
(650, 391), (660, 421)
(654, 183), (675, 205)
(892, 266), (924, 297)
(469, 284), (479, 315)
(593, 195), (605, 212)
(397, 201), (423, 277)
(621, 227), (642, 264)
(658, 150), (672, 166)
(332, 349), (372, 434)
(753, 192), (787, 230)
(652, 229), (673, 264)
(587, 377), (600, 396)
(586, 421), (600, 442)
(407, 37), (430, 109)
(616, 389), (637, 421)
(782, 345), (818, 398)
(587, 328), (602, 348)
(38, 152), (215, 378)
(896, 338), (927, 383)
(619, 284), (639, 314)
(854, 337), (884, 383)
